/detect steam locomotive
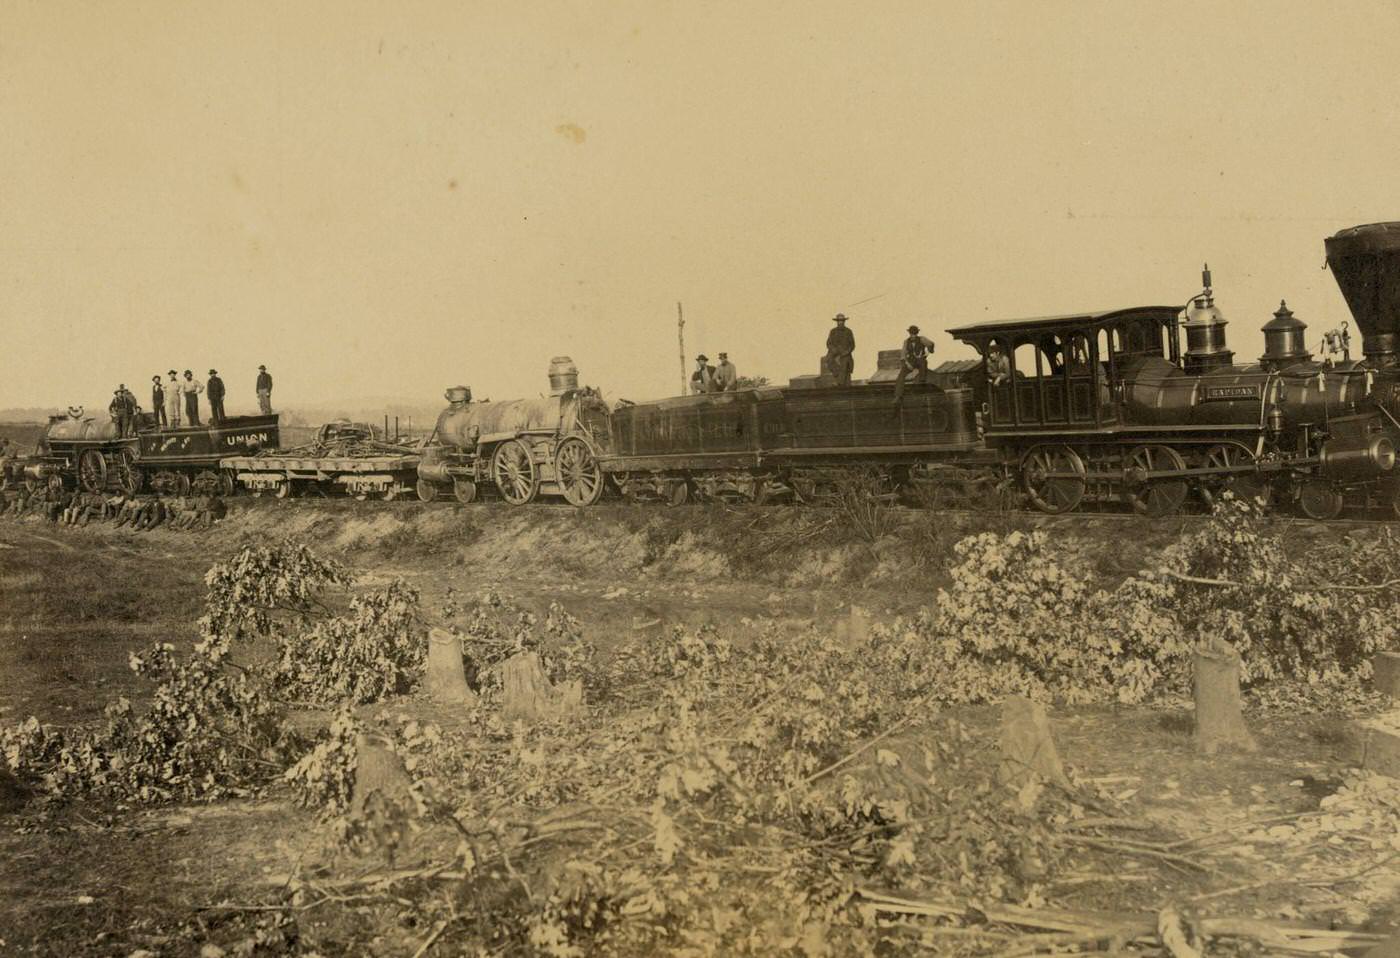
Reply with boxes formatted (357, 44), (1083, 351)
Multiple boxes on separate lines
(410, 222), (1400, 519)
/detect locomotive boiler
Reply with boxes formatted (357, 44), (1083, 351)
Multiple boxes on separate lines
(415, 357), (612, 505)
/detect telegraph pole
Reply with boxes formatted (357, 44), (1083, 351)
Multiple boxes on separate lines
(677, 301), (686, 395)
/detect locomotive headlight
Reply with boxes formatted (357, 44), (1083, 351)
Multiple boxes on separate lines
(1372, 435), (1396, 472)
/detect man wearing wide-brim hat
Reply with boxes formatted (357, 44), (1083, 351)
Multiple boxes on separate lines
(165, 370), (183, 428)
(825, 313), (856, 387)
(256, 364), (274, 414)
(180, 369), (204, 426)
(691, 354), (716, 395)
(893, 323), (937, 405)
(206, 369), (227, 425)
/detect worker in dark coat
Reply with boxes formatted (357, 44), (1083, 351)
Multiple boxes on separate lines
(825, 314), (855, 387)
(151, 376), (167, 428)
(109, 388), (128, 438)
(893, 324), (936, 404)
(206, 370), (226, 425)
(256, 365), (273, 414)
(690, 355), (716, 395)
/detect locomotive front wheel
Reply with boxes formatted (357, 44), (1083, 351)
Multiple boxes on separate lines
(1123, 444), (1188, 518)
(453, 478), (478, 504)
(1298, 480), (1344, 520)
(555, 438), (604, 507)
(219, 471), (236, 497)
(492, 440), (538, 505)
(176, 473), (192, 496)
(78, 450), (107, 492)
(1021, 444), (1086, 514)
(415, 479), (439, 503)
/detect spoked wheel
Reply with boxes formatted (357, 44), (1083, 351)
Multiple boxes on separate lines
(1200, 443), (1267, 508)
(219, 471), (236, 497)
(1122, 444), (1189, 517)
(453, 478), (478, 504)
(78, 449), (107, 492)
(1021, 443), (1086, 514)
(491, 440), (538, 505)
(175, 473), (192, 496)
(115, 449), (142, 495)
(416, 479), (439, 503)
(555, 437), (604, 507)
(666, 479), (690, 507)
(1298, 479), (1344, 520)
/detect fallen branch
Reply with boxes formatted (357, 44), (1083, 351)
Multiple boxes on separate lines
(1060, 834), (1210, 873)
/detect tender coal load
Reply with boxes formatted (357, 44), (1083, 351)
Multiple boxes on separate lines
(1326, 222), (1400, 367)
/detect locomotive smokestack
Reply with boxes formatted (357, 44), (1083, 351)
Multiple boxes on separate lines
(1182, 263), (1233, 373)
(548, 356), (579, 396)
(1325, 222), (1400, 367)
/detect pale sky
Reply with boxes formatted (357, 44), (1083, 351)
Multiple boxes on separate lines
(4, 0), (1400, 412)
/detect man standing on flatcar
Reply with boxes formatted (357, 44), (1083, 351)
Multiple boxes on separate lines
(166, 370), (182, 427)
(714, 353), (738, 391)
(893, 325), (936, 404)
(826, 314), (855, 387)
(181, 370), (203, 426)
(691, 355), (716, 394)
(207, 369), (226, 424)
(151, 375), (167, 428)
(256, 365), (273, 414)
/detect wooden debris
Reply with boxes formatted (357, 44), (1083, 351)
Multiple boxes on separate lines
(1192, 638), (1257, 755)
(423, 627), (478, 706)
(500, 651), (584, 723)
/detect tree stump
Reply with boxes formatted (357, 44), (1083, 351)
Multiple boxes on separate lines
(350, 732), (414, 819)
(1373, 652), (1400, 703)
(997, 695), (1071, 798)
(1192, 640), (1257, 755)
(424, 627), (478, 706)
(501, 651), (585, 724)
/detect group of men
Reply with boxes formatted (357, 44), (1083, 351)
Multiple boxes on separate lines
(108, 365), (274, 435)
(2, 486), (226, 531)
(689, 352), (739, 394)
(821, 312), (1013, 399)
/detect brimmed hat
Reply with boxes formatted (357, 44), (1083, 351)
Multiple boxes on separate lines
(168, 369), (177, 376)
(258, 364), (266, 370)
(832, 313), (848, 322)
(696, 354), (709, 361)
(208, 369), (218, 375)
(152, 375), (161, 382)
(907, 325), (920, 334)
(183, 369), (192, 375)
(718, 352), (728, 359)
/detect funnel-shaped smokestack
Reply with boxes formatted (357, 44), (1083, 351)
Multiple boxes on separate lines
(1325, 222), (1400, 366)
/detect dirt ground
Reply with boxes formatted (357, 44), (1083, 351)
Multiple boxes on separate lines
(2, 499), (1399, 955)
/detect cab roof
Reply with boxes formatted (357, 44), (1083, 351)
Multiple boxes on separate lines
(948, 306), (1181, 341)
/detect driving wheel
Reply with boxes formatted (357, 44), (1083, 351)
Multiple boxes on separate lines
(114, 449), (142, 495)
(78, 449), (107, 492)
(1021, 443), (1086, 514)
(1123, 444), (1189, 517)
(416, 479), (439, 503)
(555, 437), (604, 506)
(453, 478), (478, 504)
(491, 440), (538, 505)
(1200, 443), (1266, 508)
